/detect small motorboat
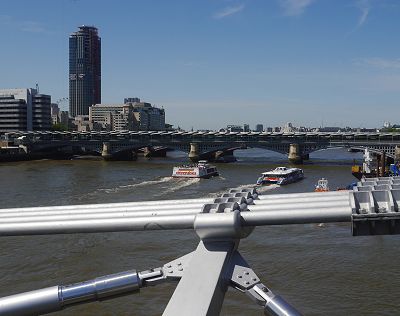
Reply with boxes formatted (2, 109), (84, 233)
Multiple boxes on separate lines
(315, 178), (329, 192)
(172, 160), (219, 178)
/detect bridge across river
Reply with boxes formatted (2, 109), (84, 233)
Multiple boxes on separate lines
(4, 130), (400, 163)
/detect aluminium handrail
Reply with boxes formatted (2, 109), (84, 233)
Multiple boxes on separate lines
(1, 185), (400, 316)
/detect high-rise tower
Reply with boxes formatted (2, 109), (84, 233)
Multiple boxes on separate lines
(69, 25), (101, 117)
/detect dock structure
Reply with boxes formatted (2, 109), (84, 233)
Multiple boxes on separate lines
(1, 182), (400, 315)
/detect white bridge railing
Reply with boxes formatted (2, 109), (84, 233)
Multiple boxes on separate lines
(1, 179), (400, 316)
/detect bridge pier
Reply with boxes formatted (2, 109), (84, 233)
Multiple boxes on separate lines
(101, 142), (112, 160)
(102, 143), (138, 161)
(214, 149), (236, 163)
(143, 146), (154, 159)
(189, 143), (200, 162)
(143, 146), (167, 158)
(288, 143), (303, 164)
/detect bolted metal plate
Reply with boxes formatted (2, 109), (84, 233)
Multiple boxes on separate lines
(231, 265), (260, 291)
(163, 252), (193, 280)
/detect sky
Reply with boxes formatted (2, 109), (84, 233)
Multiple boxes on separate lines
(0, 0), (399, 130)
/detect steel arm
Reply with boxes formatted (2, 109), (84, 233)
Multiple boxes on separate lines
(0, 268), (166, 316)
(228, 251), (302, 316)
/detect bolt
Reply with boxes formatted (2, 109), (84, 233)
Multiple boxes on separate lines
(177, 262), (182, 266)
(238, 275), (242, 278)
(262, 287), (269, 292)
(178, 267), (183, 271)
(168, 270), (173, 273)
(245, 281), (250, 285)
(167, 265), (172, 268)
(245, 271), (249, 275)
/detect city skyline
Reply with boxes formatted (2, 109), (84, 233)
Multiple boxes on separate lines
(0, 0), (399, 129)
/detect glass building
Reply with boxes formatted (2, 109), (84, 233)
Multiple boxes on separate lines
(69, 26), (101, 117)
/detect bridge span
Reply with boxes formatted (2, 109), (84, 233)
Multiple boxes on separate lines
(4, 130), (400, 163)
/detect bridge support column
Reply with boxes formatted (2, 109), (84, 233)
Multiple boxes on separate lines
(189, 143), (200, 162)
(143, 146), (167, 158)
(395, 146), (400, 163)
(101, 142), (112, 160)
(288, 143), (303, 164)
(214, 150), (236, 163)
(143, 146), (153, 159)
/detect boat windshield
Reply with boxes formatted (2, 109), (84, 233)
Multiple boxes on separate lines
(262, 173), (286, 178)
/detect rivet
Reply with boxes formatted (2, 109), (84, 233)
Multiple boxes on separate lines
(238, 275), (242, 278)
(178, 267), (183, 271)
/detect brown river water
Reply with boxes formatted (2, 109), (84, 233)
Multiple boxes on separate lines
(0, 148), (399, 315)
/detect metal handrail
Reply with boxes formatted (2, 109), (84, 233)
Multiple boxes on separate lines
(0, 191), (351, 236)
(1, 185), (400, 316)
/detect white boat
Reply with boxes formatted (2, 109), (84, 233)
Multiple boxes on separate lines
(315, 178), (329, 192)
(172, 160), (219, 178)
(256, 166), (304, 185)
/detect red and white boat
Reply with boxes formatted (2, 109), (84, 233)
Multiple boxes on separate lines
(172, 160), (219, 178)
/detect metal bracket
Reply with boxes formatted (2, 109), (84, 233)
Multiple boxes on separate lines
(162, 252), (194, 280)
(194, 190), (256, 240)
(350, 189), (400, 235)
(228, 251), (303, 316)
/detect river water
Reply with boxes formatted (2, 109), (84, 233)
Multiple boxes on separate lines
(0, 148), (399, 316)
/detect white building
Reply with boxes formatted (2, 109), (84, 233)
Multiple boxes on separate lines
(0, 88), (51, 132)
(89, 99), (165, 131)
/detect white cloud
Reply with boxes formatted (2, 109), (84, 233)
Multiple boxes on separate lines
(20, 21), (47, 33)
(355, 57), (400, 70)
(278, 0), (315, 16)
(355, 0), (371, 27)
(0, 15), (47, 33)
(213, 4), (245, 19)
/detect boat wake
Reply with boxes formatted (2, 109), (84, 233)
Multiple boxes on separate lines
(204, 183), (279, 199)
(80, 177), (174, 198)
(154, 178), (201, 197)
(253, 184), (279, 194)
(225, 183), (279, 194)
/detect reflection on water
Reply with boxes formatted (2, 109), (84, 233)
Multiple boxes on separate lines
(0, 148), (399, 316)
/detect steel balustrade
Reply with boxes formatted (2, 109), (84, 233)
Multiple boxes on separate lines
(1, 183), (400, 316)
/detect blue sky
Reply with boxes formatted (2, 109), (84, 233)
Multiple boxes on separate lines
(0, 0), (399, 130)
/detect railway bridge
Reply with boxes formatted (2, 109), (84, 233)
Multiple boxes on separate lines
(4, 130), (400, 163)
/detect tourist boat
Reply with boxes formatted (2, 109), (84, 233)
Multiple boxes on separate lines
(315, 178), (329, 192)
(172, 160), (219, 178)
(256, 167), (304, 185)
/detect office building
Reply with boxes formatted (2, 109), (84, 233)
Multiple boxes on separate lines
(69, 25), (101, 117)
(89, 103), (134, 131)
(51, 103), (60, 125)
(89, 99), (165, 131)
(226, 125), (244, 133)
(255, 124), (263, 132)
(0, 88), (51, 132)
